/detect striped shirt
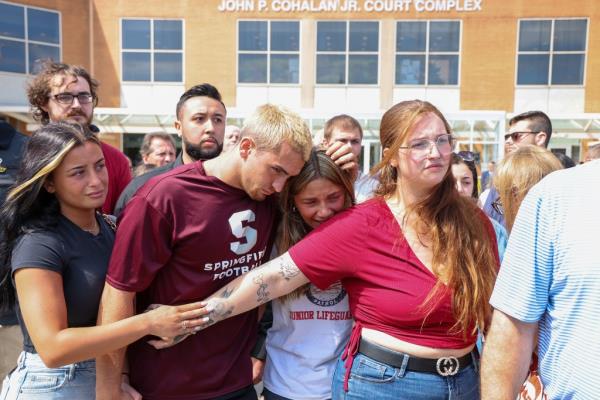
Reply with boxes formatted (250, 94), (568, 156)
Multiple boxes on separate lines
(490, 160), (600, 400)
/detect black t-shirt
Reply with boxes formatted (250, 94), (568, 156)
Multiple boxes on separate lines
(11, 214), (114, 353)
(113, 153), (184, 218)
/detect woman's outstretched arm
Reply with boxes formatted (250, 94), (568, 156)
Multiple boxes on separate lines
(149, 252), (309, 349)
(15, 268), (208, 368)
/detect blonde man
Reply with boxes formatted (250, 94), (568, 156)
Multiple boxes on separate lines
(96, 104), (332, 400)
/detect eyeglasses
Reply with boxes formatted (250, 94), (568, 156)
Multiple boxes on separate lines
(50, 92), (95, 105)
(456, 151), (476, 162)
(399, 134), (455, 158)
(504, 131), (540, 142)
(491, 198), (504, 215)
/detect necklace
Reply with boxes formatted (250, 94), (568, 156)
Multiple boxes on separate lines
(81, 216), (99, 234)
(386, 199), (407, 225)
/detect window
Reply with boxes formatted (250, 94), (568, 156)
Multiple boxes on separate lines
(517, 19), (587, 85)
(316, 21), (379, 85)
(395, 20), (460, 85)
(238, 20), (299, 84)
(0, 1), (60, 74)
(121, 19), (183, 82)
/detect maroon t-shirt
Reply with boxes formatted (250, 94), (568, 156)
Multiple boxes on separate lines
(289, 197), (498, 349)
(100, 142), (132, 214)
(107, 161), (277, 400)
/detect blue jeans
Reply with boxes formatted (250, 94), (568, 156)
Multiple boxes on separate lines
(0, 352), (95, 399)
(331, 352), (479, 400)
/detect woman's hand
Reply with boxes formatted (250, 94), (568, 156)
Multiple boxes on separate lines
(144, 302), (209, 338)
(147, 333), (192, 350)
(120, 385), (140, 400)
(251, 357), (265, 384)
(145, 298), (226, 350)
(120, 374), (142, 400)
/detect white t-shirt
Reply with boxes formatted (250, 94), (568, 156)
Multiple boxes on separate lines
(354, 171), (378, 204)
(264, 282), (352, 400)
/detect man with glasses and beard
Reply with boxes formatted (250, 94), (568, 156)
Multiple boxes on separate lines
(481, 110), (553, 227)
(26, 61), (132, 214)
(114, 84), (226, 217)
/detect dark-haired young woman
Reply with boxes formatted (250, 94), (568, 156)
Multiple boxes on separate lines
(262, 149), (355, 400)
(451, 153), (508, 261)
(0, 123), (205, 399)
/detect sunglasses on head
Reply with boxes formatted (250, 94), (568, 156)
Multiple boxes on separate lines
(456, 151), (476, 162)
(491, 198), (504, 215)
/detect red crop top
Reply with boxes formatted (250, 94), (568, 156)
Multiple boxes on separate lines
(289, 197), (498, 389)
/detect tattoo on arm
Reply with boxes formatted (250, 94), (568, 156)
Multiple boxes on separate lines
(207, 299), (234, 325)
(220, 286), (234, 299)
(278, 257), (300, 281)
(202, 287), (236, 328)
(252, 273), (270, 304)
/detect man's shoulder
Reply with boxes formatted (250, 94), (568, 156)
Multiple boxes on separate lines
(0, 124), (28, 152)
(548, 160), (599, 185)
(114, 156), (186, 216)
(355, 172), (378, 188)
(10, 130), (29, 148)
(136, 162), (203, 198)
(354, 172), (379, 202)
(127, 162), (177, 194)
(100, 141), (129, 166)
(528, 162), (599, 203)
(100, 141), (123, 155)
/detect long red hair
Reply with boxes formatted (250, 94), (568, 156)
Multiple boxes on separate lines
(373, 100), (498, 335)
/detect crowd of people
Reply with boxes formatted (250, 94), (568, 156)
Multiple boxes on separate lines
(0, 60), (598, 400)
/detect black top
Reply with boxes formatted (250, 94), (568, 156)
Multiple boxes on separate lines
(113, 153), (184, 218)
(11, 214), (114, 353)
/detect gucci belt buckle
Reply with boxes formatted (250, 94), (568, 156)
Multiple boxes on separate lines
(435, 356), (460, 376)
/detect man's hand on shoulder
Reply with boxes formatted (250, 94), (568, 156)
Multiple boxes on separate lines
(325, 142), (359, 181)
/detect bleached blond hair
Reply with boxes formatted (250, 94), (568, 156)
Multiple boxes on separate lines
(241, 104), (312, 161)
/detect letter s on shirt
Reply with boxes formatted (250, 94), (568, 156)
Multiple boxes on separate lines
(228, 210), (258, 255)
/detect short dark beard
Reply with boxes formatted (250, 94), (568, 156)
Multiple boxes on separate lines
(184, 138), (223, 161)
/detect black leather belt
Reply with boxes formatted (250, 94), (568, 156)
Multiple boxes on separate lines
(358, 338), (475, 377)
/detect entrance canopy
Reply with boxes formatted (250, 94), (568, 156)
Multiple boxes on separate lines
(3, 106), (600, 165)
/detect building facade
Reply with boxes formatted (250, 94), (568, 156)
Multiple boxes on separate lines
(1, 0), (599, 168)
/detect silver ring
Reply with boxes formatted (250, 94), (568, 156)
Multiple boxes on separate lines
(181, 320), (189, 330)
